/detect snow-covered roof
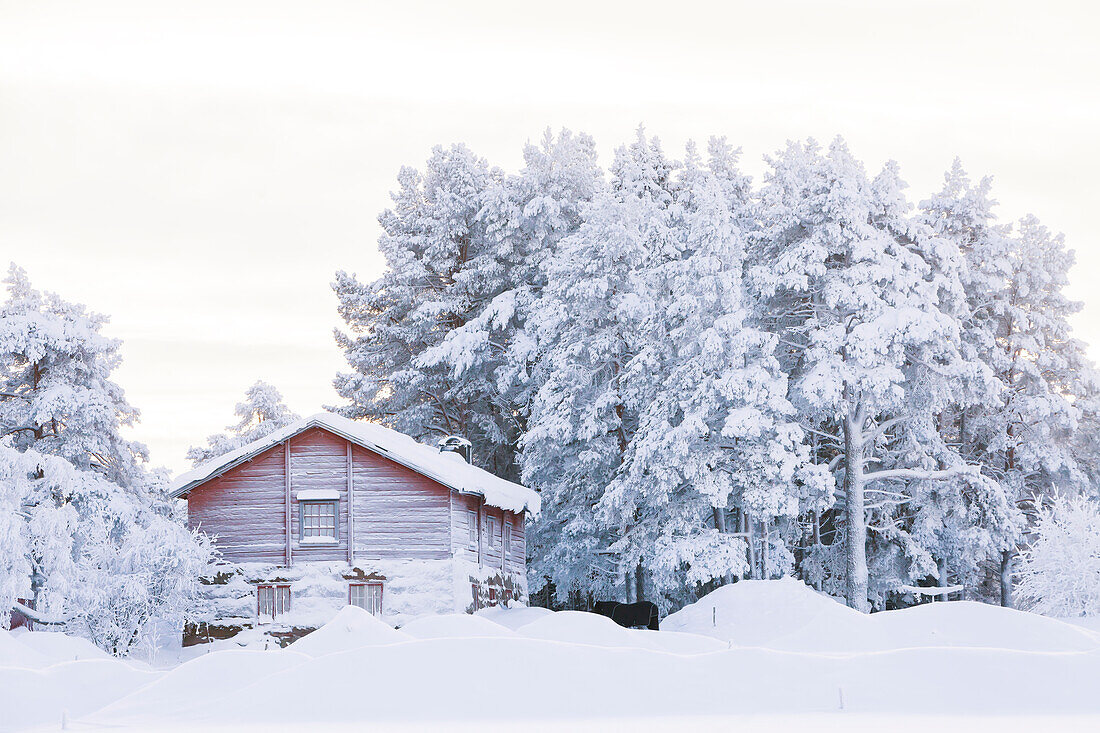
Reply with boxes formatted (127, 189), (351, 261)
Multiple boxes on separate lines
(168, 412), (540, 516)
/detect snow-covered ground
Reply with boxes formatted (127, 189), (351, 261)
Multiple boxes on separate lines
(3, 579), (1100, 732)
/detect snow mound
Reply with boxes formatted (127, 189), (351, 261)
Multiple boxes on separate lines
(665, 578), (1100, 654)
(475, 603), (554, 630)
(516, 610), (724, 654)
(286, 605), (411, 656)
(0, 630), (51, 669)
(0, 658), (159, 732)
(400, 613), (515, 639)
(13, 630), (111, 664)
(854, 601), (1100, 653)
(664, 577), (862, 648)
(92, 649), (308, 724)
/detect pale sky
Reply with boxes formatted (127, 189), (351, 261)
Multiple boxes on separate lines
(1, 0), (1098, 474)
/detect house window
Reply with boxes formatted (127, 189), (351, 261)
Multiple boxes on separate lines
(258, 584), (291, 619)
(300, 500), (337, 542)
(349, 582), (383, 616)
(467, 509), (477, 546)
(488, 516), (499, 547)
(503, 521), (511, 557)
(488, 587), (497, 606)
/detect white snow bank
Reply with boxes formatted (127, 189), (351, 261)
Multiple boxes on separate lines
(10, 586), (1100, 730)
(0, 630), (51, 669)
(664, 577), (864, 648)
(285, 604), (411, 656)
(12, 629), (111, 664)
(1062, 616), (1100, 635)
(0, 658), (159, 732)
(516, 610), (726, 654)
(92, 649), (309, 725)
(400, 613), (515, 639)
(665, 578), (1100, 653)
(83, 637), (1100, 728)
(168, 412), (540, 515)
(474, 603), (554, 630)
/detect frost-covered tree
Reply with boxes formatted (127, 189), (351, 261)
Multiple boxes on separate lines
(416, 130), (605, 476)
(333, 145), (518, 474)
(1016, 494), (1100, 617)
(186, 380), (300, 465)
(922, 166), (1094, 606)
(0, 445), (212, 652)
(0, 264), (148, 486)
(0, 266), (212, 651)
(602, 140), (832, 604)
(751, 140), (999, 611)
(522, 129), (675, 603)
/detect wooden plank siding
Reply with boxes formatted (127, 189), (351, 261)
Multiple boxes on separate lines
(351, 444), (452, 560)
(186, 443), (288, 564)
(288, 427), (350, 562)
(451, 492), (525, 573)
(186, 425), (526, 572)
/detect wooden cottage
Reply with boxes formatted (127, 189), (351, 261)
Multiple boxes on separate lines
(169, 412), (540, 643)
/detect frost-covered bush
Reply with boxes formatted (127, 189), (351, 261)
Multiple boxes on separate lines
(1016, 495), (1100, 617)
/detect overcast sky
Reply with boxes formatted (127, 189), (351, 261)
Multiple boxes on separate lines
(1, 0), (1098, 474)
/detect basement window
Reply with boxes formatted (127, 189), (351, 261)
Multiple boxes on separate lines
(258, 584), (291, 620)
(300, 500), (338, 542)
(349, 582), (383, 616)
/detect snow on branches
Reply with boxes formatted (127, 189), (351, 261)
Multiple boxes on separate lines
(334, 131), (1098, 614)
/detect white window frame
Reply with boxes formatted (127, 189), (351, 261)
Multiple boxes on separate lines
(300, 500), (338, 543)
(467, 509), (477, 546)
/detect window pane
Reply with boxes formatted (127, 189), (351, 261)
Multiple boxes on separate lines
(350, 583), (382, 616)
(258, 586), (273, 617)
(301, 501), (337, 538)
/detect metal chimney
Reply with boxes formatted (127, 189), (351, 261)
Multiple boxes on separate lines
(438, 435), (472, 464)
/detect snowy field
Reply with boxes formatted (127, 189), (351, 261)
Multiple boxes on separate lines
(3, 579), (1100, 732)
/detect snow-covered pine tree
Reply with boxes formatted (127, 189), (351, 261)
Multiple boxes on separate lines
(0, 264), (148, 486)
(0, 265), (212, 651)
(415, 130), (604, 479)
(332, 145), (519, 475)
(921, 167), (1095, 606)
(186, 380), (300, 465)
(522, 129), (676, 605)
(601, 139), (832, 606)
(750, 140), (995, 611)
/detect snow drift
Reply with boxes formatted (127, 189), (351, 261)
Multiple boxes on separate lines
(664, 577), (1100, 653)
(3, 580), (1100, 732)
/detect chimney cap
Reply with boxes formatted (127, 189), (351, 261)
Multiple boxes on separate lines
(438, 435), (472, 463)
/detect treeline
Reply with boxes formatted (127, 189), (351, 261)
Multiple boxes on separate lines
(331, 129), (1099, 613)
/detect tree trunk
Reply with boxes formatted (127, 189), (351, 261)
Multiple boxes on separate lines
(843, 408), (870, 612)
(635, 561), (645, 603)
(937, 557), (948, 603)
(625, 568), (634, 603)
(712, 507), (733, 585)
(999, 550), (1014, 608)
(742, 513), (757, 579)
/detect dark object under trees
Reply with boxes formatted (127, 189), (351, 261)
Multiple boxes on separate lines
(591, 601), (660, 630)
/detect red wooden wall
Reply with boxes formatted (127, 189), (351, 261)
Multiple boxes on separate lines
(186, 426), (526, 569)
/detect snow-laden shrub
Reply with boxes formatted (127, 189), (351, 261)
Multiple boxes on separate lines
(1016, 495), (1100, 617)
